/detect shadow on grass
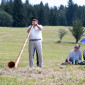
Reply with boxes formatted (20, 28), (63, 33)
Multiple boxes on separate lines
(56, 41), (77, 44)
(57, 41), (61, 43)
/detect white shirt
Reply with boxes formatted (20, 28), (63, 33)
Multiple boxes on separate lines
(28, 25), (42, 40)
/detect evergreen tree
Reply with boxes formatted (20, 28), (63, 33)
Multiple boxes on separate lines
(66, 0), (74, 26)
(59, 5), (64, 10)
(58, 10), (67, 26)
(38, 1), (47, 25)
(79, 6), (85, 26)
(58, 5), (67, 26)
(5, 0), (13, 15)
(0, 11), (13, 27)
(23, 0), (30, 26)
(1, 0), (85, 27)
(13, 0), (27, 27)
(1, 0), (6, 10)
(49, 7), (58, 26)
(1, 0), (7, 4)
(44, 3), (50, 25)
(25, 0), (29, 4)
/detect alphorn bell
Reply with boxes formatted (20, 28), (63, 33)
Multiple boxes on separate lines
(8, 31), (30, 68)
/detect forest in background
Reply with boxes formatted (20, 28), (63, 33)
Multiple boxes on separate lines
(0, 0), (85, 27)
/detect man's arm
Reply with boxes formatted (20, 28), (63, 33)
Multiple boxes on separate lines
(79, 50), (82, 60)
(37, 25), (43, 30)
(27, 25), (33, 34)
(67, 58), (72, 64)
(67, 51), (72, 64)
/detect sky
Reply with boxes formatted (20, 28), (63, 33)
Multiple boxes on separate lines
(22, 0), (85, 7)
(0, 0), (85, 7)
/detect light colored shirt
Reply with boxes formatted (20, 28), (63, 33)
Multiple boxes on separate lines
(67, 49), (82, 61)
(28, 25), (42, 40)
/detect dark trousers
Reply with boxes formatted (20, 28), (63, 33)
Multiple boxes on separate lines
(33, 48), (39, 66)
(65, 59), (78, 64)
(83, 56), (85, 60)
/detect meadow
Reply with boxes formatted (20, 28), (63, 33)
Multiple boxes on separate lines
(0, 26), (85, 85)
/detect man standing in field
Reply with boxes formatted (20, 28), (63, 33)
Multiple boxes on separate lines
(27, 17), (43, 67)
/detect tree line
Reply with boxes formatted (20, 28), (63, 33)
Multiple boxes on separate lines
(0, 0), (85, 27)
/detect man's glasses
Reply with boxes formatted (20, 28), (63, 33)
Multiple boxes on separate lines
(32, 20), (37, 21)
(75, 47), (79, 49)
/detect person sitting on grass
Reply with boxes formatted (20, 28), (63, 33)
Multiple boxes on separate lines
(83, 50), (85, 60)
(66, 44), (82, 65)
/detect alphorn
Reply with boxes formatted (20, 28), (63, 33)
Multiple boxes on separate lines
(8, 32), (30, 68)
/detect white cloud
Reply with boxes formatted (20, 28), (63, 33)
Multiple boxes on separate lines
(22, 0), (68, 7)
(73, 0), (85, 6)
(22, 0), (85, 7)
(0, 0), (1, 4)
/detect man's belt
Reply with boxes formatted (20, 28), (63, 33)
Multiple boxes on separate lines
(30, 39), (41, 41)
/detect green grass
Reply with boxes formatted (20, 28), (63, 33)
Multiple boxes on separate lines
(0, 26), (85, 85)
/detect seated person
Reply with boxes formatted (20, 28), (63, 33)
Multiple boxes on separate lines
(66, 44), (82, 65)
(83, 50), (85, 60)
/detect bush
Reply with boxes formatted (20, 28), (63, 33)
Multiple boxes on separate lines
(58, 29), (67, 42)
(69, 20), (85, 43)
(0, 11), (13, 27)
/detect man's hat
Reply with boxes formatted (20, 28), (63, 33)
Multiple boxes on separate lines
(32, 17), (38, 20)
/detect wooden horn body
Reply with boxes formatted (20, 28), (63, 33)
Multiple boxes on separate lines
(8, 34), (29, 68)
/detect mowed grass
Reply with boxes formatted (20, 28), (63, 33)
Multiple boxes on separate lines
(0, 26), (85, 85)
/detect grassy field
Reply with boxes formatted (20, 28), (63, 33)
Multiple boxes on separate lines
(0, 26), (85, 85)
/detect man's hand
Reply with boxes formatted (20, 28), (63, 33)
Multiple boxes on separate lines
(68, 61), (72, 64)
(37, 25), (43, 30)
(35, 21), (38, 25)
(67, 58), (72, 64)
